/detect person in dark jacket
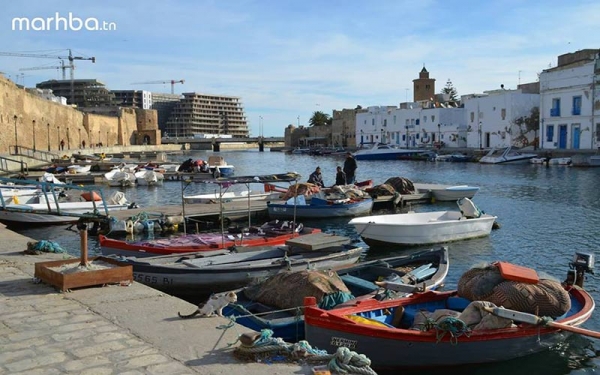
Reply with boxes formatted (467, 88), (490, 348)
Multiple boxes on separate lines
(343, 152), (357, 184)
(179, 158), (194, 173)
(307, 166), (324, 187)
(334, 166), (347, 186)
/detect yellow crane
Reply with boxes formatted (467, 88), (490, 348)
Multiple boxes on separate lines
(131, 79), (184, 94)
(0, 49), (95, 103)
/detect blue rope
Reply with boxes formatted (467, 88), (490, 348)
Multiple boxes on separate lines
(32, 240), (65, 253)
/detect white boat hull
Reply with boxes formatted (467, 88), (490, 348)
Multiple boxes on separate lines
(184, 190), (279, 204)
(349, 211), (497, 245)
(0, 202), (131, 225)
(413, 183), (479, 201)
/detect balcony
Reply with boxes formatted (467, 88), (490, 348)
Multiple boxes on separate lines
(550, 108), (560, 117)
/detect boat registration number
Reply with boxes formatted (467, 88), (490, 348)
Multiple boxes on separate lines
(330, 336), (357, 349)
(133, 272), (173, 285)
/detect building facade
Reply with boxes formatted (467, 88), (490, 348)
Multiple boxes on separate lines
(166, 92), (249, 138)
(539, 49), (600, 150)
(36, 79), (116, 107)
(112, 90), (152, 109)
(331, 107), (367, 147)
(149, 93), (181, 135)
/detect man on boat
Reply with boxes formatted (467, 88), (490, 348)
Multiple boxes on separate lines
(307, 167), (325, 187)
(334, 166), (347, 186)
(343, 152), (357, 184)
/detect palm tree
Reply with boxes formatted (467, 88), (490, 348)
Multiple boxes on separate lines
(309, 111), (331, 126)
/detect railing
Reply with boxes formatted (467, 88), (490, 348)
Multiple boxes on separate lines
(0, 155), (28, 174)
(9, 146), (60, 163)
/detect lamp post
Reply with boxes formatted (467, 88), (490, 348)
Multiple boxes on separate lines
(78, 128), (81, 148)
(13, 115), (18, 154)
(47, 123), (50, 151)
(32, 120), (36, 151)
(405, 126), (409, 149)
(437, 123), (441, 148)
(67, 127), (70, 149)
(106, 131), (109, 146)
(360, 129), (364, 147)
(58, 125), (61, 149)
(478, 121), (483, 150)
(98, 130), (101, 147)
(297, 116), (300, 127)
(380, 129), (384, 143)
(259, 116), (263, 138)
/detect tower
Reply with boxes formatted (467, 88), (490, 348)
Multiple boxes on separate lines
(412, 66), (436, 102)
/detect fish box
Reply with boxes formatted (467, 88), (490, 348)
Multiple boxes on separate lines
(34, 256), (133, 292)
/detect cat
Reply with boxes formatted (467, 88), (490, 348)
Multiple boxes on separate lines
(177, 291), (237, 318)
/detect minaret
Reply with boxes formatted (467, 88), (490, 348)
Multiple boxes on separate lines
(412, 65), (435, 102)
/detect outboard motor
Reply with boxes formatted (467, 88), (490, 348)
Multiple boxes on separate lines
(565, 251), (595, 288)
(457, 197), (482, 218)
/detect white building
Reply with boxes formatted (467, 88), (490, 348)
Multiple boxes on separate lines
(539, 49), (600, 150)
(355, 88), (539, 149)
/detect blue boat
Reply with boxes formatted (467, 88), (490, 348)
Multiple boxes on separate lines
(267, 196), (373, 219)
(353, 143), (429, 161)
(222, 246), (449, 342)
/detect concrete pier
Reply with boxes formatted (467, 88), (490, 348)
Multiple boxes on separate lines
(0, 223), (309, 374)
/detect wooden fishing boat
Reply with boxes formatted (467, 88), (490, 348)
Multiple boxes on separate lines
(304, 252), (596, 370)
(99, 221), (321, 257)
(112, 233), (363, 299)
(349, 197), (496, 246)
(222, 246), (449, 342)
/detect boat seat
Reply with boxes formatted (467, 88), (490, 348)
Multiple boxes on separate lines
(340, 274), (379, 293)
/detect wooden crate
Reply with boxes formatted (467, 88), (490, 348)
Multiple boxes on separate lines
(34, 256), (132, 292)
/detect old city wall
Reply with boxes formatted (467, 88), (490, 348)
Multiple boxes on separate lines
(0, 76), (158, 154)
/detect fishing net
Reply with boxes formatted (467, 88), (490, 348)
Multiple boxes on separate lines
(457, 263), (571, 318)
(243, 270), (351, 311)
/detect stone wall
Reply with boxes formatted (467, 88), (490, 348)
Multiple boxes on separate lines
(0, 76), (161, 154)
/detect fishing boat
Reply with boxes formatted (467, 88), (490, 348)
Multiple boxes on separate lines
(183, 189), (280, 204)
(268, 196), (373, 219)
(303, 252), (596, 370)
(349, 197), (496, 246)
(222, 246), (449, 342)
(66, 164), (92, 175)
(112, 233), (363, 300)
(99, 221), (321, 257)
(103, 168), (136, 187)
(207, 156), (235, 176)
(479, 146), (537, 164)
(413, 183), (480, 201)
(353, 143), (428, 161)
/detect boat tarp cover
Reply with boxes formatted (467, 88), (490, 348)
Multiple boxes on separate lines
(243, 270), (351, 310)
(457, 264), (571, 317)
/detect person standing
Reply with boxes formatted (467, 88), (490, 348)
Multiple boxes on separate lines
(60, 139), (65, 151)
(307, 166), (324, 187)
(334, 166), (347, 186)
(343, 152), (357, 184)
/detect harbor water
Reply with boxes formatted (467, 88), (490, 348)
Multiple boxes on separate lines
(14, 149), (600, 374)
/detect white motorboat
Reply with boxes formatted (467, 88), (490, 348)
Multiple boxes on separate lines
(413, 183), (480, 202)
(135, 170), (165, 186)
(479, 146), (537, 164)
(66, 164), (92, 174)
(0, 190), (133, 225)
(353, 143), (428, 161)
(349, 198), (496, 246)
(159, 164), (180, 172)
(104, 168), (136, 187)
(184, 189), (280, 204)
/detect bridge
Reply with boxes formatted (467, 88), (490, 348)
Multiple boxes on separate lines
(160, 136), (285, 151)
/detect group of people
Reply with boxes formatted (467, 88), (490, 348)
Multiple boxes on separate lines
(179, 158), (210, 173)
(307, 152), (358, 188)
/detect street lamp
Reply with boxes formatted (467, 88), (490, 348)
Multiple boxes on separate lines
(437, 124), (441, 148)
(32, 120), (36, 151)
(47, 123), (50, 151)
(67, 127), (70, 149)
(58, 125), (61, 149)
(478, 121), (483, 150)
(297, 116), (300, 127)
(405, 126), (409, 149)
(381, 129), (384, 143)
(360, 130), (364, 147)
(259, 116), (263, 138)
(13, 115), (18, 154)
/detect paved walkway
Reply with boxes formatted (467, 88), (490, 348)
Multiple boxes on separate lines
(0, 224), (308, 374)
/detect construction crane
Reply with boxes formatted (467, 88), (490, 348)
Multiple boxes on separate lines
(19, 60), (71, 80)
(0, 49), (95, 104)
(131, 79), (185, 94)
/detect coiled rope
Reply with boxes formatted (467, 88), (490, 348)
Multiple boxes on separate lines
(233, 329), (378, 375)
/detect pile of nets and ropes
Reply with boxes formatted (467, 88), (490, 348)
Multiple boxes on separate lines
(25, 240), (66, 255)
(366, 177), (415, 198)
(232, 329), (378, 375)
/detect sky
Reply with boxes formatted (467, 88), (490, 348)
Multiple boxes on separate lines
(0, 0), (598, 136)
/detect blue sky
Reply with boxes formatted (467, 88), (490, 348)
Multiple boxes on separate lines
(1, 0), (598, 136)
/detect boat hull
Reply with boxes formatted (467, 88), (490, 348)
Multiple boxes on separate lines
(349, 211), (496, 246)
(304, 289), (594, 369)
(267, 198), (373, 219)
(121, 247), (363, 299)
(413, 183), (479, 201)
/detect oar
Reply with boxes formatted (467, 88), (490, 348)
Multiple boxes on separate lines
(483, 306), (600, 339)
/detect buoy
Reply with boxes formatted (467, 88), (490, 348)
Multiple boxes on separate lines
(13, 195), (19, 204)
(81, 192), (102, 201)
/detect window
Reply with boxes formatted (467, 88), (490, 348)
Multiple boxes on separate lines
(501, 108), (506, 120)
(393, 115), (396, 124)
(416, 119), (420, 125)
(551, 98), (561, 116)
(546, 125), (554, 142)
(572, 96), (582, 115)
(470, 112), (474, 122)
(371, 118), (374, 126)
(383, 119), (387, 127)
